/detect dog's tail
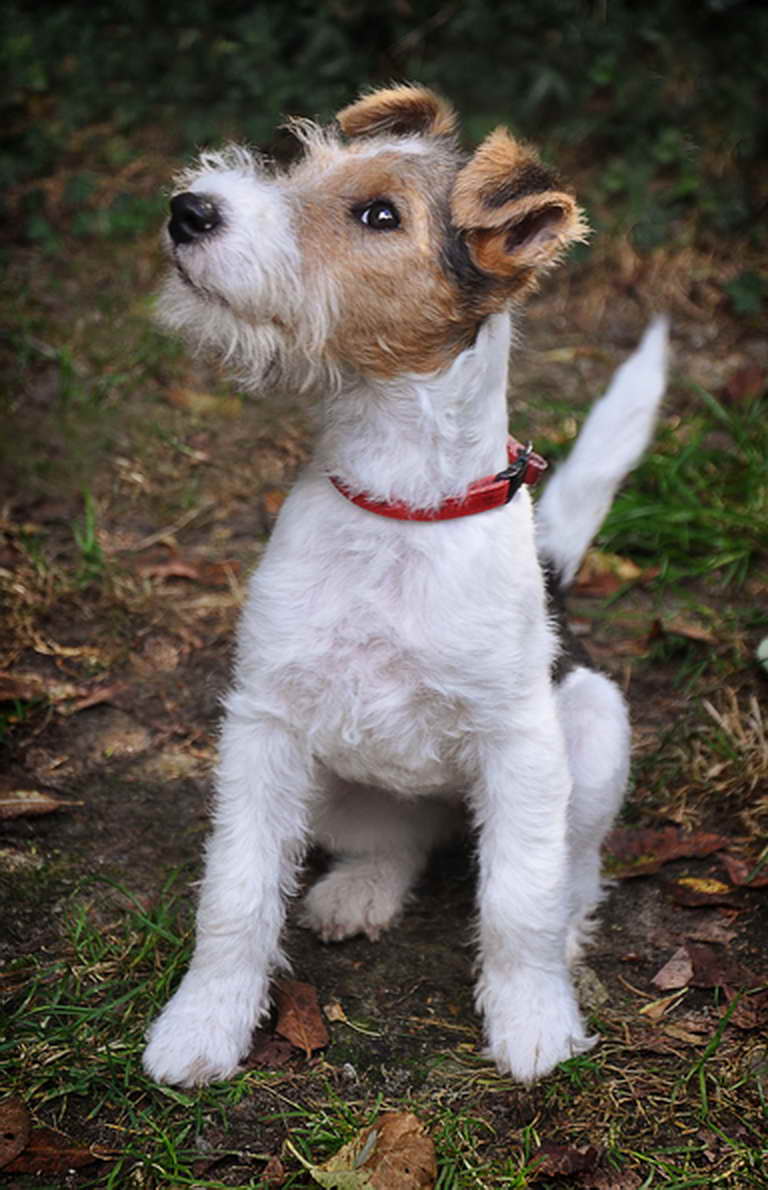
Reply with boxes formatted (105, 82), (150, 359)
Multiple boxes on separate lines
(536, 316), (669, 587)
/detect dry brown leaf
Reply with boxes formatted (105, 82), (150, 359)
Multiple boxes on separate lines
(686, 941), (756, 989)
(572, 550), (644, 597)
(529, 1140), (600, 1180)
(246, 1030), (296, 1070)
(721, 988), (768, 1031)
(274, 979), (329, 1057)
(0, 1098), (31, 1170)
(262, 488), (287, 521)
(650, 617), (716, 646)
(581, 1172), (642, 1190)
(721, 852), (768, 888)
(136, 556), (240, 587)
(1, 1126), (101, 1174)
(604, 827), (729, 878)
(307, 1112), (436, 1190)
(652, 946), (693, 991)
(0, 789), (80, 820)
(722, 363), (765, 404)
(686, 918), (738, 945)
(262, 1153), (287, 1186)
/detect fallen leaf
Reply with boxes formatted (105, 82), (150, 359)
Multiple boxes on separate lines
(665, 876), (736, 907)
(686, 918), (738, 945)
(581, 1172), (642, 1190)
(529, 1140), (600, 1180)
(306, 1112), (436, 1190)
(1, 1126), (101, 1174)
(197, 559), (241, 587)
(638, 991), (686, 1022)
(136, 556), (240, 587)
(721, 852), (768, 888)
(572, 550), (644, 597)
(722, 363), (765, 404)
(324, 999), (348, 1023)
(721, 988), (768, 1031)
(649, 617), (716, 646)
(136, 557), (202, 581)
(262, 1153), (287, 1186)
(652, 946), (693, 991)
(274, 980), (329, 1057)
(604, 827), (729, 878)
(686, 942), (756, 989)
(262, 488), (287, 521)
(246, 1030), (296, 1070)
(0, 1098), (31, 1169)
(0, 790), (80, 820)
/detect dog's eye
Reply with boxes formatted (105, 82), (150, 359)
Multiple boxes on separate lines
(357, 200), (401, 231)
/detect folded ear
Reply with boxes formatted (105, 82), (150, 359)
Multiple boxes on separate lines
(336, 84), (457, 140)
(451, 128), (588, 287)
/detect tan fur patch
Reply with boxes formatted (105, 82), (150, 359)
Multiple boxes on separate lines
(292, 142), (473, 377)
(336, 84), (457, 141)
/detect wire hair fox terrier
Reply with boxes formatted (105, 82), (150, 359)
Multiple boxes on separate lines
(143, 84), (668, 1087)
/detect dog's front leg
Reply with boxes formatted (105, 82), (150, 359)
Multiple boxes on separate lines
(143, 705), (313, 1087)
(472, 695), (594, 1082)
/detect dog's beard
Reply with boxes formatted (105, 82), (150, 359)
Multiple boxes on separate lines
(155, 271), (334, 395)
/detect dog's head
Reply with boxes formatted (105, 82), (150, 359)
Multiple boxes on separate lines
(160, 84), (587, 391)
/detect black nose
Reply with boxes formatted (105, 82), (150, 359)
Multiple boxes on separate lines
(168, 192), (222, 245)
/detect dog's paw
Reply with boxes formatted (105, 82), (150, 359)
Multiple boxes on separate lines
(479, 965), (595, 1083)
(143, 973), (265, 1087)
(301, 863), (405, 942)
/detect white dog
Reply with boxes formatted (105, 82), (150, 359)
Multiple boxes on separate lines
(143, 85), (667, 1087)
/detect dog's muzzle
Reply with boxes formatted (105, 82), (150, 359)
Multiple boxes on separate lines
(168, 192), (222, 245)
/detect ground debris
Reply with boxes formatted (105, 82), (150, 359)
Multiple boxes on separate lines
(0, 1098), (31, 1169)
(296, 1111), (436, 1190)
(528, 1140), (600, 1180)
(0, 788), (80, 820)
(720, 850), (768, 888)
(274, 979), (329, 1057)
(604, 826), (730, 878)
(0, 1123), (104, 1174)
(664, 875), (738, 907)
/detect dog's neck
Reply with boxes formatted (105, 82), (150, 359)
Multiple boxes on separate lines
(315, 313), (514, 511)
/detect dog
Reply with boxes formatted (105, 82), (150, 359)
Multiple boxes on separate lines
(142, 84), (668, 1087)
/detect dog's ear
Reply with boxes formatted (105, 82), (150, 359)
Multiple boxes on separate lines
(336, 84), (457, 140)
(451, 128), (588, 287)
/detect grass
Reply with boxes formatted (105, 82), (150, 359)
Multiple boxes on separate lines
(2, 874), (766, 1188)
(601, 386), (768, 585)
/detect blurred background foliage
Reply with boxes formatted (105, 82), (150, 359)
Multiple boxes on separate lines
(2, 0), (766, 255)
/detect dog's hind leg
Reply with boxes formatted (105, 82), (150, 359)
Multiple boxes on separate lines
(556, 666), (630, 965)
(302, 782), (460, 942)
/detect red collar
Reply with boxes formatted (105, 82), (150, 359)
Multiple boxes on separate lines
(330, 436), (547, 522)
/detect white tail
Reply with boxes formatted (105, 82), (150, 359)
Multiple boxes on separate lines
(536, 316), (669, 586)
